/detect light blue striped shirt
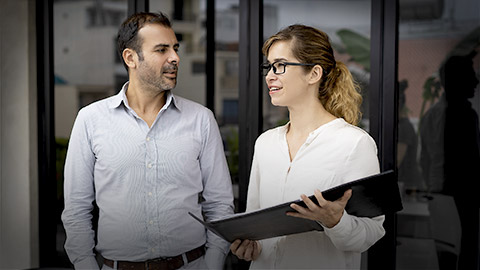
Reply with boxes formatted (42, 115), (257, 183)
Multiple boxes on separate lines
(62, 82), (234, 269)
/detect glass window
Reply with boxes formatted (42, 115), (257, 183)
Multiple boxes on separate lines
(150, 2), (241, 267)
(160, 0), (242, 203)
(212, 1), (240, 216)
(149, 0), (241, 208)
(54, 0), (129, 266)
(396, 0), (480, 269)
(149, 0), (207, 105)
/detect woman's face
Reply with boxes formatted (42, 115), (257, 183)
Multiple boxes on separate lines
(264, 40), (311, 107)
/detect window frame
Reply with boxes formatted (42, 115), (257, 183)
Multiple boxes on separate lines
(37, 0), (398, 267)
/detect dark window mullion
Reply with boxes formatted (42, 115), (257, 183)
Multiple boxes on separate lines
(128, 0), (148, 16)
(37, 0), (57, 266)
(368, 0), (398, 269)
(206, 0), (215, 113)
(238, 0), (263, 213)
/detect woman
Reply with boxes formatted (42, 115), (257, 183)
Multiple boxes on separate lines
(230, 24), (385, 269)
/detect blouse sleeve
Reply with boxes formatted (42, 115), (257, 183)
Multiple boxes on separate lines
(323, 133), (386, 252)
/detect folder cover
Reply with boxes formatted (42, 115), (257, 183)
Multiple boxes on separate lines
(189, 170), (402, 242)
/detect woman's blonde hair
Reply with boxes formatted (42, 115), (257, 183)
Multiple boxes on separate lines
(262, 24), (363, 125)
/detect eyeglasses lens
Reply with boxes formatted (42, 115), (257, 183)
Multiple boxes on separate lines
(262, 62), (286, 76)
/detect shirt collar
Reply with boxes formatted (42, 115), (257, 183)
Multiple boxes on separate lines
(278, 118), (343, 142)
(108, 81), (180, 111)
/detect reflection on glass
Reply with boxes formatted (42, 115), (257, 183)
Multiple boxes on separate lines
(262, 0), (371, 131)
(396, 0), (480, 269)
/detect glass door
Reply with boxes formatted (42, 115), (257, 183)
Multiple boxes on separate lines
(396, 0), (480, 269)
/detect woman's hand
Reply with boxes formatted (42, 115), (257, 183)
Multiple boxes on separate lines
(287, 189), (352, 228)
(230, 239), (262, 261)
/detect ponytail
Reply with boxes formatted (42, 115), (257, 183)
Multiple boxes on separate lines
(319, 61), (362, 125)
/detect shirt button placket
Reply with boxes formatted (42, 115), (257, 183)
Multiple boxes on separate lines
(145, 134), (157, 252)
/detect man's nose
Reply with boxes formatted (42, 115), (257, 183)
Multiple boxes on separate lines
(169, 50), (180, 64)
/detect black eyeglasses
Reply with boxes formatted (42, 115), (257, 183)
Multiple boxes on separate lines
(261, 61), (317, 76)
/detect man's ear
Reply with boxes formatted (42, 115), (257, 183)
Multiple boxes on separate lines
(308, 65), (323, 85)
(122, 48), (137, 69)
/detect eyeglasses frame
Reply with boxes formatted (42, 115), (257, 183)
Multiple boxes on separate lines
(261, 61), (318, 76)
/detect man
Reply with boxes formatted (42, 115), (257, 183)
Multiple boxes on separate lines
(420, 52), (480, 270)
(441, 53), (480, 270)
(61, 12), (234, 270)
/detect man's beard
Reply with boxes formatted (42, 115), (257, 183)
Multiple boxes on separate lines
(138, 61), (178, 92)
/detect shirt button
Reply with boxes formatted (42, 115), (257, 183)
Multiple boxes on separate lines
(149, 220), (153, 225)
(147, 163), (152, 168)
(148, 192), (152, 196)
(146, 137), (151, 141)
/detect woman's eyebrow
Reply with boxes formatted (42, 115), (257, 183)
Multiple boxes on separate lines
(266, 57), (288, 63)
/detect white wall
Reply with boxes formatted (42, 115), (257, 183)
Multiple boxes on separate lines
(0, 0), (39, 268)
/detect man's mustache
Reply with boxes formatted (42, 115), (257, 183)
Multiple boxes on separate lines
(163, 64), (178, 72)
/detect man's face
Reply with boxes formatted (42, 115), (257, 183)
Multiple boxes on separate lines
(135, 24), (180, 92)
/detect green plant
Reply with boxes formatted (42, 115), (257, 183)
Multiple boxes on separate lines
(225, 127), (239, 182)
(336, 29), (371, 72)
(419, 75), (442, 119)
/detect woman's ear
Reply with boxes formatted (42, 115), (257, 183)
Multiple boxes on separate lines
(308, 65), (323, 85)
(122, 48), (137, 70)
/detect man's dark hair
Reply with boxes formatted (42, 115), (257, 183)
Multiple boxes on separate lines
(117, 12), (172, 71)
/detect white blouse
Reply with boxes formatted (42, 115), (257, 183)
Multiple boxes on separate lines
(247, 118), (385, 269)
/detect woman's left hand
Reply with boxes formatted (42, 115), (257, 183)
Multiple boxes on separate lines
(287, 189), (352, 228)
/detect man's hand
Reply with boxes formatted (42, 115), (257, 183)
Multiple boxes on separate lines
(287, 189), (352, 228)
(230, 239), (261, 261)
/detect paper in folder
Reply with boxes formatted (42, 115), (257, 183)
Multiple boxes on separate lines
(189, 170), (402, 242)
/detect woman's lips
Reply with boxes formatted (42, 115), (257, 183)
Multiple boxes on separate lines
(269, 87), (282, 94)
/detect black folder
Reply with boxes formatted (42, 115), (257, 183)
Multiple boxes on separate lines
(189, 170), (402, 242)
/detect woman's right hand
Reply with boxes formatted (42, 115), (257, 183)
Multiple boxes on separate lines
(230, 239), (262, 261)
